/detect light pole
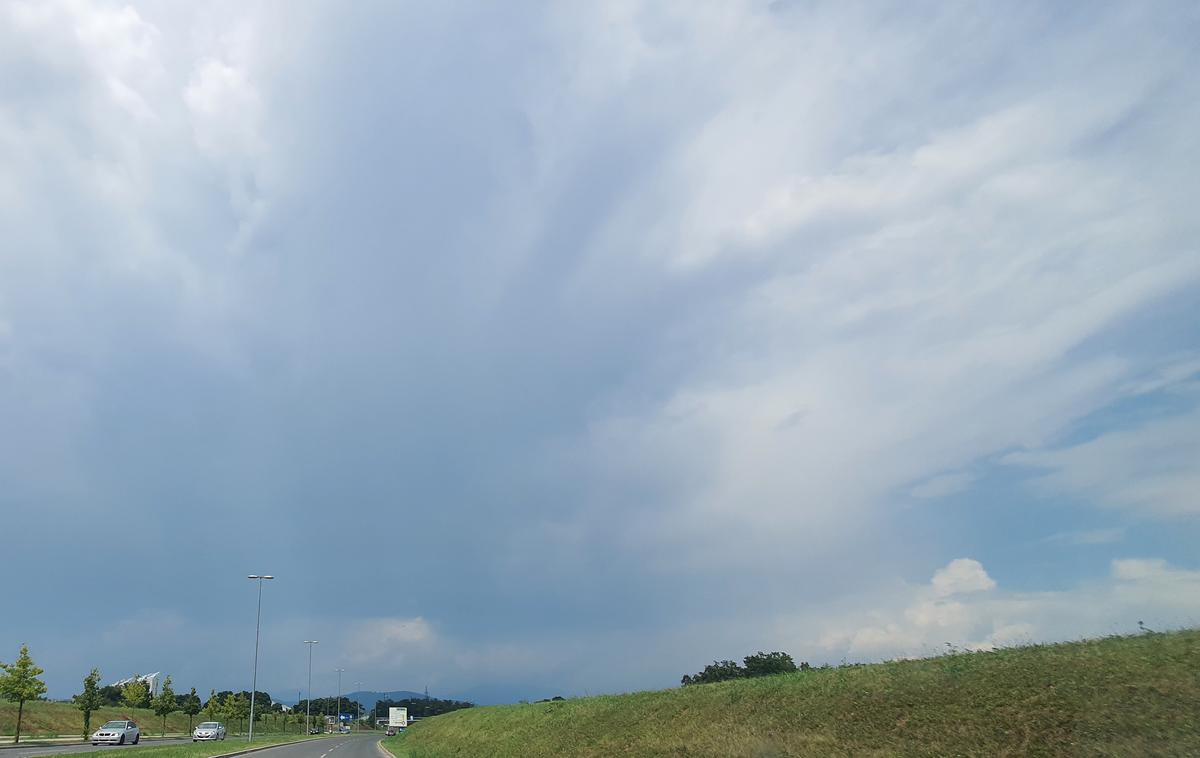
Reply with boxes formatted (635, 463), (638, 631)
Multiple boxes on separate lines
(335, 669), (345, 732)
(246, 575), (274, 743)
(353, 682), (362, 730)
(303, 641), (319, 735)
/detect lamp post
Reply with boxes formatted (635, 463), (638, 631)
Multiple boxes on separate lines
(246, 575), (274, 743)
(303, 641), (319, 735)
(335, 669), (345, 731)
(353, 682), (362, 730)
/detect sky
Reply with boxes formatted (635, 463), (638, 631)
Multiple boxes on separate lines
(1, 0), (1198, 706)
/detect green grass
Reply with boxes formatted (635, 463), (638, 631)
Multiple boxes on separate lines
(385, 629), (1200, 757)
(0, 700), (312, 740)
(94, 733), (328, 758)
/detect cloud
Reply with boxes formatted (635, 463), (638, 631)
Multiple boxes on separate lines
(1005, 405), (1200, 518)
(931, 559), (996, 597)
(910, 472), (975, 500)
(815, 557), (1200, 660)
(344, 618), (435, 667)
(1042, 527), (1125, 546)
(1, 0), (1198, 704)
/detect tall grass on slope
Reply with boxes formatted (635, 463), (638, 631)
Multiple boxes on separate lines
(386, 629), (1199, 757)
(0, 702), (196, 739)
(0, 700), (313, 740)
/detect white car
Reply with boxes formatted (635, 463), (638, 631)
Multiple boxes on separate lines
(192, 722), (227, 741)
(92, 720), (140, 746)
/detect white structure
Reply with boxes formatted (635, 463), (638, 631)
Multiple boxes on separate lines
(110, 673), (162, 697)
(388, 708), (408, 728)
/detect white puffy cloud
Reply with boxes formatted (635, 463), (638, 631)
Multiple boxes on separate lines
(931, 559), (996, 597)
(813, 557), (1200, 660)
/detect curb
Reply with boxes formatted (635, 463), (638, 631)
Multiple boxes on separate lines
(376, 737), (395, 758)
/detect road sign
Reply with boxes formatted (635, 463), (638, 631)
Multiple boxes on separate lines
(388, 707), (407, 727)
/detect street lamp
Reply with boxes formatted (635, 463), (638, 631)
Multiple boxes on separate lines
(335, 669), (345, 731)
(353, 682), (362, 730)
(303, 641), (319, 735)
(247, 575), (274, 743)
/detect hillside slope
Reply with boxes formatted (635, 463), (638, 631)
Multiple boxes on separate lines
(386, 629), (1199, 757)
(0, 701), (304, 739)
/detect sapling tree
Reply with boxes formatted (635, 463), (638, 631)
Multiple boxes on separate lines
(0, 644), (48, 745)
(151, 675), (177, 736)
(74, 668), (104, 739)
(181, 687), (202, 732)
(121, 676), (150, 709)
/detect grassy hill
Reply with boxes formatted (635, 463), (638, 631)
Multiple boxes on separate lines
(0, 700), (306, 739)
(385, 629), (1199, 757)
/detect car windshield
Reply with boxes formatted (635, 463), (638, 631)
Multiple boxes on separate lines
(198, 723), (219, 729)
(101, 722), (126, 729)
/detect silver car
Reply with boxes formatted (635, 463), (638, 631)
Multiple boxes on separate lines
(192, 722), (227, 741)
(92, 720), (140, 746)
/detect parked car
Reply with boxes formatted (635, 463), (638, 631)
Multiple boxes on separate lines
(192, 722), (227, 741)
(92, 720), (140, 746)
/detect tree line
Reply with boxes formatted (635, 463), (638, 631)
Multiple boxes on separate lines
(292, 696), (365, 719)
(680, 651), (810, 685)
(374, 697), (473, 719)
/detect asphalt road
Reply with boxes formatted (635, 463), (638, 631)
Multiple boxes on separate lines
(240, 735), (382, 758)
(0, 735), (381, 758)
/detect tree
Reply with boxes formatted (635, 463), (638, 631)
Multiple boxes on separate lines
(98, 685), (124, 706)
(0, 644), (48, 744)
(680, 660), (745, 686)
(181, 687), (202, 732)
(151, 675), (177, 736)
(681, 650), (808, 686)
(74, 668), (104, 739)
(121, 675), (151, 709)
(743, 651), (798, 678)
(203, 689), (221, 721)
(228, 693), (249, 734)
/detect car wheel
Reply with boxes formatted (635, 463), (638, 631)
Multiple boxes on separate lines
(133, 737), (139, 745)
(119, 736), (125, 745)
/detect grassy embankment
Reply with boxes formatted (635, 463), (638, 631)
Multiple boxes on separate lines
(0, 700), (311, 740)
(385, 629), (1199, 757)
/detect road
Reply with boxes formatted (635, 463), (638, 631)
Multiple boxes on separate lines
(0, 735), (382, 758)
(236, 735), (383, 758)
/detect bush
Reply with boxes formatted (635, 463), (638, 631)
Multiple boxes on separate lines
(682, 652), (809, 685)
(681, 660), (746, 686)
(743, 651), (798, 677)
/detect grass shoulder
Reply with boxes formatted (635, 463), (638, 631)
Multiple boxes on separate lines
(118, 732), (328, 758)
